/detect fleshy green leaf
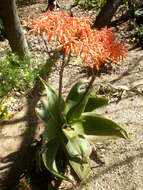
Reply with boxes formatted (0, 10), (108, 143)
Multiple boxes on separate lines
(42, 119), (61, 145)
(69, 158), (90, 180)
(36, 100), (50, 123)
(40, 78), (66, 124)
(66, 81), (84, 110)
(71, 112), (128, 142)
(66, 81), (89, 121)
(64, 135), (92, 160)
(42, 138), (65, 179)
(76, 136), (92, 158)
(84, 95), (108, 112)
(63, 127), (92, 162)
(65, 137), (81, 158)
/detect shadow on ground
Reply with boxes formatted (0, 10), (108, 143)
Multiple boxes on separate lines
(0, 51), (59, 190)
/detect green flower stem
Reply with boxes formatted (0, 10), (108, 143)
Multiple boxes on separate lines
(58, 52), (71, 121)
(68, 69), (95, 121)
(42, 38), (51, 57)
(58, 54), (65, 120)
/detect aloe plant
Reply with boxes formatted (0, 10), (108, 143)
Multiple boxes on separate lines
(36, 80), (128, 181)
(29, 11), (128, 182)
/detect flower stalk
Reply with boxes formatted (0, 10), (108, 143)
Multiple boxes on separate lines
(58, 53), (66, 120)
(58, 51), (71, 121)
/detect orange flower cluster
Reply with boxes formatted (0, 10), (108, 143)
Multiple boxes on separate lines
(29, 11), (127, 69)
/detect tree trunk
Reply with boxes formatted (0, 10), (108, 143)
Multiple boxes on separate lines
(46, 0), (60, 11)
(93, 0), (123, 29)
(0, 0), (29, 57)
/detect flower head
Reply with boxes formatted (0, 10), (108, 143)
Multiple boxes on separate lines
(29, 11), (128, 69)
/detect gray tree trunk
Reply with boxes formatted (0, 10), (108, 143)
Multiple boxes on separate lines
(0, 0), (29, 57)
(93, 0), (123, 28)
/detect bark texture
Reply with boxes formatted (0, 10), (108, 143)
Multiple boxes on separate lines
(93, 0), (123, 28)
(46, 0), (60, 11)
(0, 0), (29, 57)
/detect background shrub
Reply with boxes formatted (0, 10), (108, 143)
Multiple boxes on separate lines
(0, 53), (41, 98)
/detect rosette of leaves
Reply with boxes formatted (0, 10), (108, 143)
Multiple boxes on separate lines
(36, 79), (128, 181)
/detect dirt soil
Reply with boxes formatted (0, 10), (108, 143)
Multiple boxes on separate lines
(0, 1), (143, 190)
